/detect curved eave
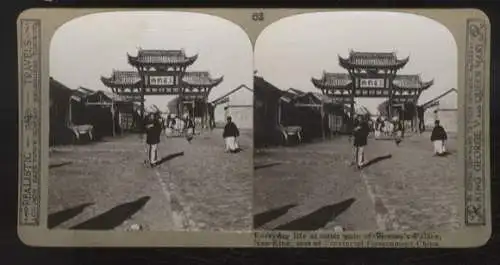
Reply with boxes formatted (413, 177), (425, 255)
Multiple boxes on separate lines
(338, 55), (410, 69)
(100, 76), (114, 87)
(421, 79), (434, 90)
(183, 76), (224, 88)
(338, 55), (351, 69)
(184, 54), (198, 66)
(311, 77), (324, 89)
(311, 77), (351, 91)
(127, 54), (139, 67)
(101, 76), (141, 88)
(394, 56), (410, 69)
(127, 53), (198, 67)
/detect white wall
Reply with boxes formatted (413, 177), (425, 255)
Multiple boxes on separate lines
(423, 91), (458, 132)
(213, 86), (253, 129)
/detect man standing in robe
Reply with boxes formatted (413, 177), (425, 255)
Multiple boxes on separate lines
(351, 115), (370, 169)
(144, 112), (163, 167)
(223, 116), (240, 153)
(430, 120), (448, 156)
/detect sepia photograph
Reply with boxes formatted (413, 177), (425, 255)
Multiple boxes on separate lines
(48, 11), (253, 232)
(18, 8), (490, 247)
(253, 11), (460, 232)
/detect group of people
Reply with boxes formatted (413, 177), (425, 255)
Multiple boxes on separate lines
(350, 115), (449, 169)
(143, 111), (241, 167)
(373, 115), (404, 145)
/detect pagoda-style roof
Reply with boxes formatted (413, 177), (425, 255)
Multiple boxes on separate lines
(101, 70), (222, 88)
(339, 51), (409, 69)
(182, 71), (223, 87)
(392, 75), (434, 90)
(127, 49), (198, 67)
(101, 71), (142, 88)
(312, 72), (433, 91)
(311, 72), (352, 89)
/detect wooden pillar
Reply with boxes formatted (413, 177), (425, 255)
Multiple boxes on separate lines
(111, 101), (116, 137)
(204, 96), (209, 131)
(349, 69), (355, 129)
(321, 103), (326, 140)
(388, 69), (393, 119)
(139, 67), (146, 136)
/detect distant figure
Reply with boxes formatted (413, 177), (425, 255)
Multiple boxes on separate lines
(393, 117), (403, 146)
(223, 116), (240, 153)
(374, 116), (383, 139)
(430, 120), (448, 156)
(184, 114), (195, 143)
(144, 112), (163, 167)
(351, 115), (370, 168)
(417, 106), (425, 133)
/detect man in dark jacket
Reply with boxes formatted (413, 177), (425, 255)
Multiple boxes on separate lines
(184, 114), (195, 143)
(352, 115), (370, 168)
(430, 120), (448, 156)
(145, 112), (163, 167)
(223, 116), (240, 153)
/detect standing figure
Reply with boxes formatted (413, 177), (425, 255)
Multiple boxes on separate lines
(374, 115), (383, 139)
(430, 120), (448, 156)
(351, 115), (370, 169)
(184, 114), (195, 143)
(145, 112), (163, 167)
(393, 117), (403, 146)
(223, 116), (240, 153)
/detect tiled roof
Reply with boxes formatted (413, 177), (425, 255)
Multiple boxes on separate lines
(101, 71), (142, 87)
(254, 76), (282, 95)
(312, 72), (352, 88)
(102, 70), (222, 87)
(127, 49), (198, 66)
(421, 88), (457, 108)
(339, 51), (409, 69)
(70, 86), (95, 101)
(312, 72), (433, 90)
(211, 84), (252, 105)
(393, 75), (434, 89)
(181, 71), (223, 86)
(287, 88), (306, 96)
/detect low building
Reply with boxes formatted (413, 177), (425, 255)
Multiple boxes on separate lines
(211, 84), (253, 129)
(420, 88), (458, 133)
(254, 76), (284, 147)
(49, 77), (74, 145)
(84, 90), (137, 136)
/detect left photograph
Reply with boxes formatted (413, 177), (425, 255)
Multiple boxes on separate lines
(48, 11), (254, 231)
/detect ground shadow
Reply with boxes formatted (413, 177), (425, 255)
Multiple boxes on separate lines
(254, 162), (282, 170)
(49, 161), (73, 169)
(70, 196), (150, 230)
(435, 151), (453, 157)
(361, 154), (393, 169)
(228, 147), (243, 153)
(155, 152), (185, 166)
(253, 203), (298, 228)
(273, 198), (356, 231)
(47, 202), (94, 229)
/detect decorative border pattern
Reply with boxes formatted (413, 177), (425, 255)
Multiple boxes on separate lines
(464, 18), (487, 226)
(18, 19), (42, 226)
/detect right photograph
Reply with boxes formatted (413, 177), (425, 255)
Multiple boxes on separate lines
(253, 11), (459, 232)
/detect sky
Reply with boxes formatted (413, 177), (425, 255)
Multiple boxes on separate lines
(255, 11), (458, 114)
(50, 11), (253, 111)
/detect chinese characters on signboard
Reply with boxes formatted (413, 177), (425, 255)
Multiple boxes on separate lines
(359, 78), (385, 88)
(149, 75), (174, 86)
